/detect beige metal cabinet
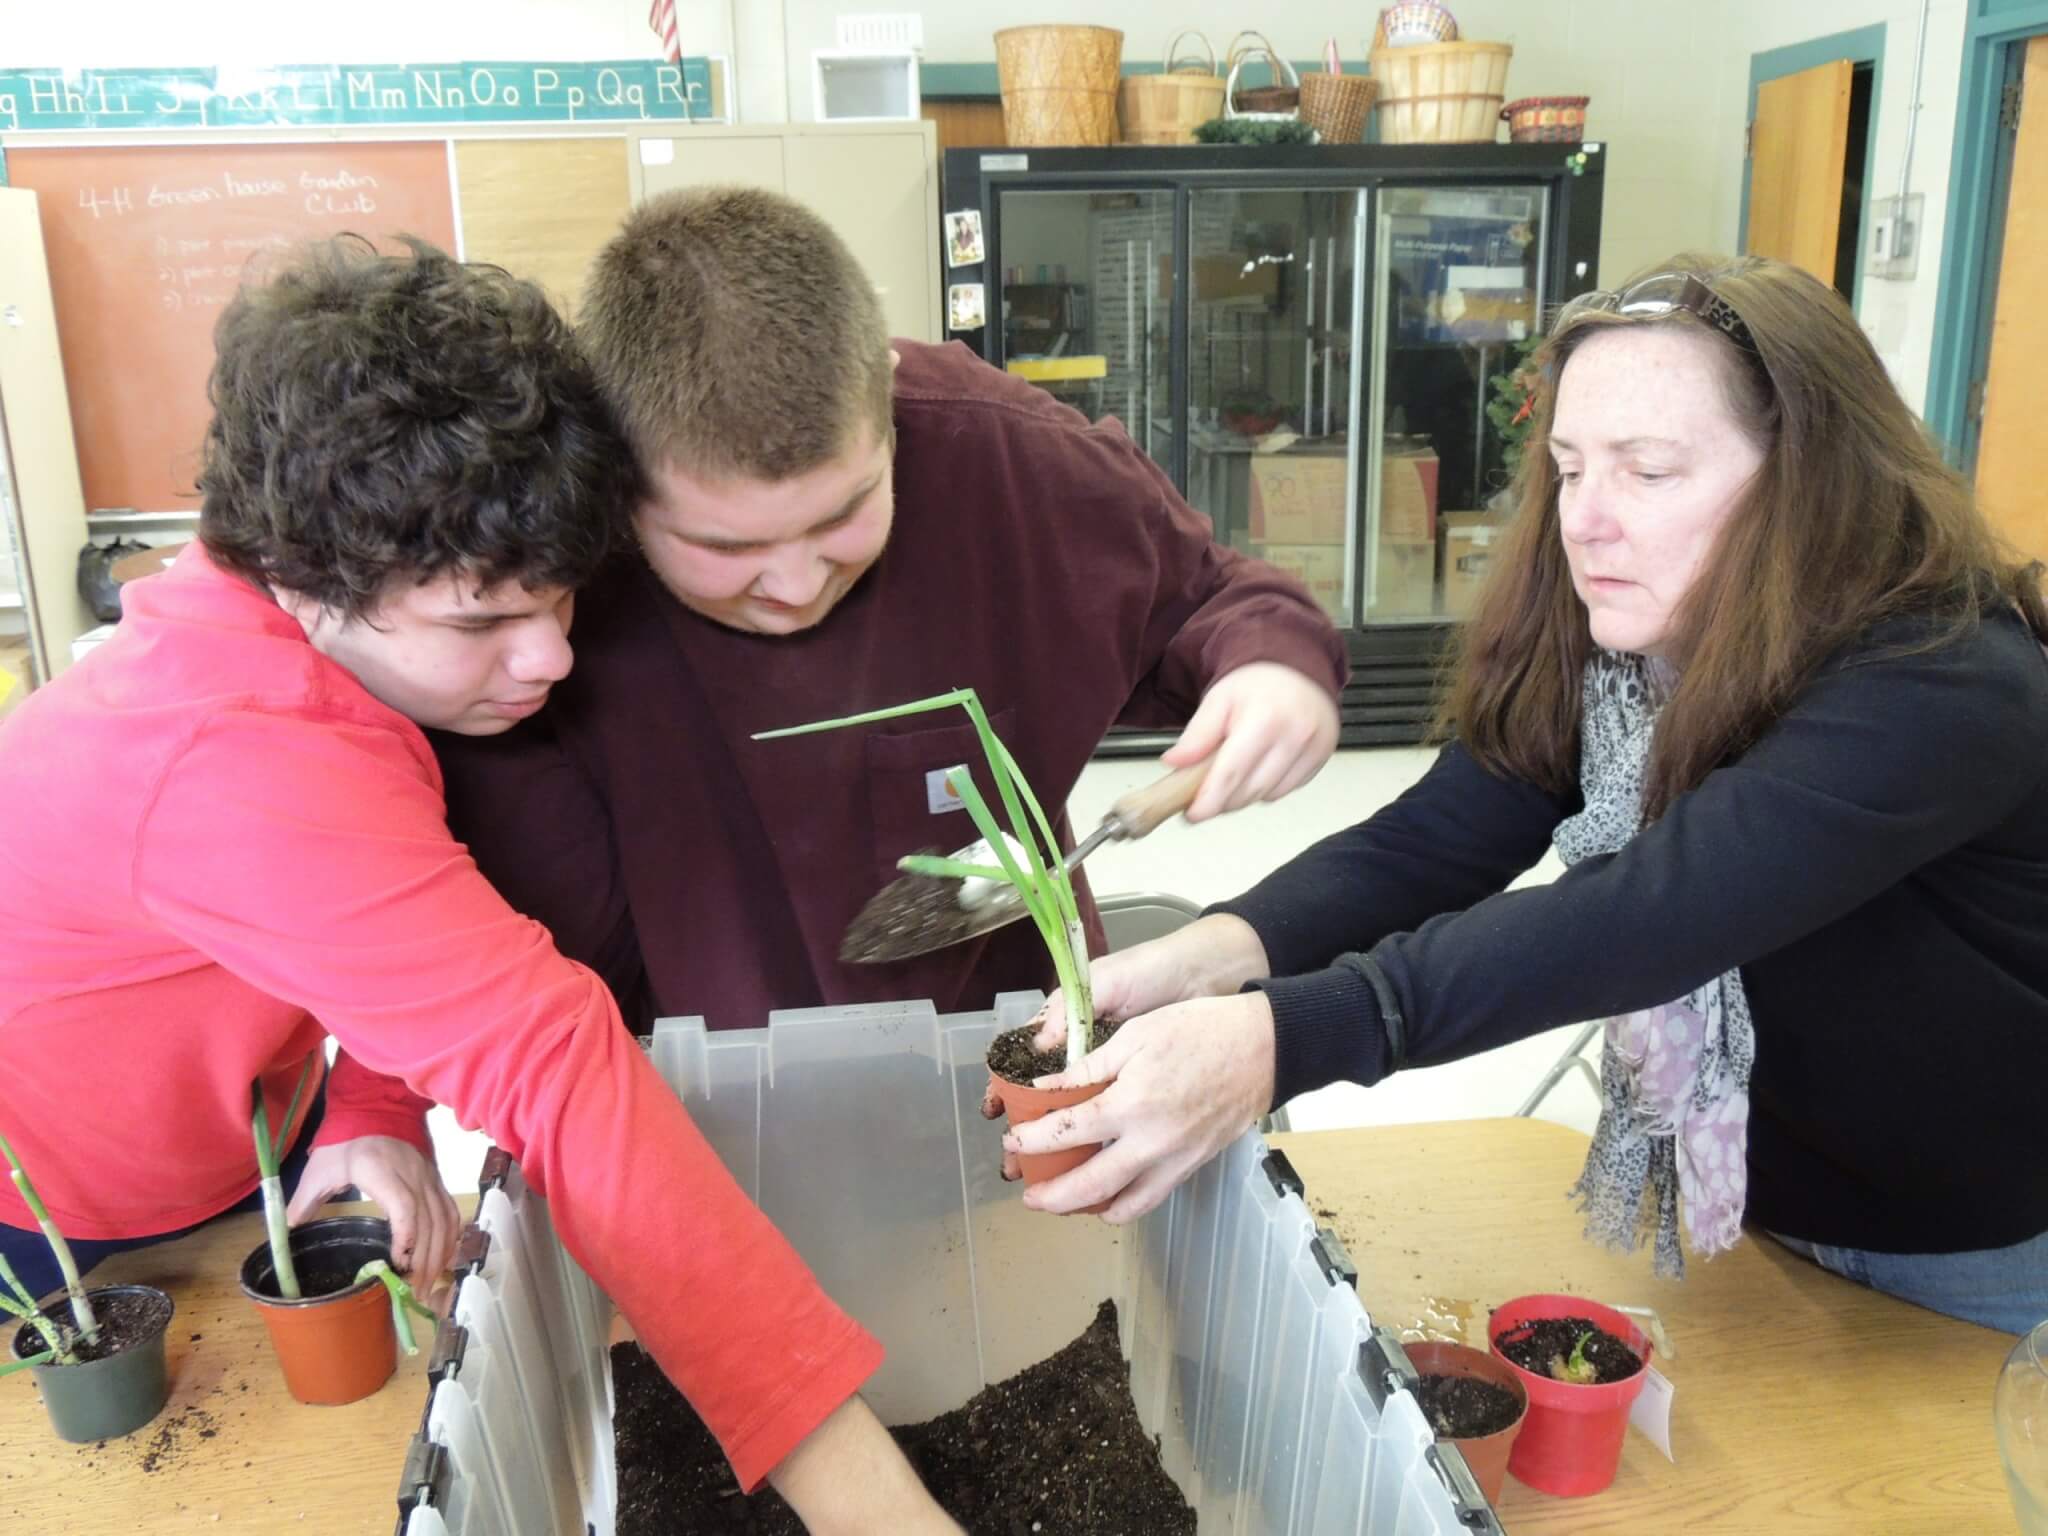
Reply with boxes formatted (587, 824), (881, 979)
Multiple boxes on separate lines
(631, 122), (941, 343)
(0, 186), (95, 682)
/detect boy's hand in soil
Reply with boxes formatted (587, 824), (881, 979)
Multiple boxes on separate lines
(979, 915), (1272, 1181)
(288, 1135), (461, 1289)
(1164, 662), (1340, 822)
(769, 1394), (962, 1535)
(1001, 991), (1278, 1222)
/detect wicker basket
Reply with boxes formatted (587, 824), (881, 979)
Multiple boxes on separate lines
(1298, 71), (1378, 144)
(1369, 39), (1513, 144)
(994, 24), (1124, 147)
(1119, 30), (1227, 145)
(1224, 32), (1301, 114)
(1502, 94), (1590, 143)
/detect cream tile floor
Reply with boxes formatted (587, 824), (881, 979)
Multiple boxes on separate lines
(428, 745), (1602, 1193)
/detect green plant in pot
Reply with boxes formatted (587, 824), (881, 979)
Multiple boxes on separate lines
(1484, 334), (1543, 495)
(760, 687), (1129, 1203)
(1, 1132), (175, 1442)
(237, 1059), (434, 1405)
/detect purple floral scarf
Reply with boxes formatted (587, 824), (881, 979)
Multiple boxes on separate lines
(1553, 651), (1754, 1278)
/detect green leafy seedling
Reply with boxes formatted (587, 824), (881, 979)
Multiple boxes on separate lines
(0, 1132), (96, 1356)
(1549, 1328), (1600, 1385)
(354, 1261), (438, 1356)
(252, 1055), (319, 1301)
(756, 688), (1096, 1060)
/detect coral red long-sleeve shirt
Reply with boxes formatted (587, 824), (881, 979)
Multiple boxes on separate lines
(0, 547), (878, 1488)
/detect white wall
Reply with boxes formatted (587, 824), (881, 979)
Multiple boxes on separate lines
(780, 1), (1737, 296)
(8, 0), (1982, 435)
(1707, 0), (1968, 411)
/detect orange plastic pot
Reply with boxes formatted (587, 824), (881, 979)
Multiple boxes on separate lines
(239, 1216), (397, 1406)
(987, 1073), (1112, 1214)
(1490, 1294), (1652, 1496)
(1403, 1339), (1528, 1506)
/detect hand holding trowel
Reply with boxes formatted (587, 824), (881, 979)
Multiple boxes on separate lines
(840, 759), (1211, 964)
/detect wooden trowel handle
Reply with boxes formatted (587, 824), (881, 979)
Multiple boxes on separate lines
(1105, 760), (1211, 840)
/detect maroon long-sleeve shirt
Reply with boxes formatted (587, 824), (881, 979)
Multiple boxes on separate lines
(435, 341), (1347, 1028)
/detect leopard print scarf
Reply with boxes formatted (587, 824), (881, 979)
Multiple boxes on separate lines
(1553, 649), (1755, 1279)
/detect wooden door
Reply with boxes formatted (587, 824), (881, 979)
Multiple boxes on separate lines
(1976, 36), (2048, 561)
(0, 187), (94, 680)
(1746, 59), (1853, 281)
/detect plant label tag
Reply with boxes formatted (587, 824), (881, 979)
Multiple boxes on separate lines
(927, 766), (968, 815)
(1629, 1365), (1675, 1460)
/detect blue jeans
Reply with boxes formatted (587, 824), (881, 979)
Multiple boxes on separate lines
(1765, 1225), (2048, 1335)
(0, 1084), (326, 1306)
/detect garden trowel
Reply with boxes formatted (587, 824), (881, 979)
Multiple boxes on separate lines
(840, 760), (1211, 963)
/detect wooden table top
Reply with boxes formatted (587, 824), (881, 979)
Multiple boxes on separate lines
(0, 1122), (2020, 1534)
(0, 1201), (430, 1535)
(1270, 1118), (2019, 1535)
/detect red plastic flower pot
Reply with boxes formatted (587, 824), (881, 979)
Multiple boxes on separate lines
(1489, 1294), (1652, 1497)
(987, 1074), (1112, 1215)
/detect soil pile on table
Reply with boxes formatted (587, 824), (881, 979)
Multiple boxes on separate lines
(614, 1299), (1194, 1535)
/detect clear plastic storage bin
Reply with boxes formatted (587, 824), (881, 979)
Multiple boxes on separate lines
(393, 995), (1504, 1535)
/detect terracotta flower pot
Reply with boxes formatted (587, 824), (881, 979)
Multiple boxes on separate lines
(9, 1284), (174, 1442)
(239, 1215), (397, 1406)
(1404, 1338), (1529, 1505)
(987, 1073), (1112, 1214)
(1490, 1294), (1652, 1497)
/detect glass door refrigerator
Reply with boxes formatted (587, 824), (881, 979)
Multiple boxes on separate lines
(941, 143), (1605, 749)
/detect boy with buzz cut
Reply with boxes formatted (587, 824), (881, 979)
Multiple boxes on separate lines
(434, 185), (1350, 1036)
(0, 236), (957, 1534)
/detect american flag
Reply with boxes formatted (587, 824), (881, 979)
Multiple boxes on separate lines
(648, 0), (681, 65)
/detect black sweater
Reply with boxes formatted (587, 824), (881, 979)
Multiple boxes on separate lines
(1217, 609), (2048, 1255)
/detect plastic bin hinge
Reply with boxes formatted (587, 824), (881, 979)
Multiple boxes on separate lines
(427, 1319), (469, 1384)
(396, 1434), (449, 1516)
(1359, 1327), (1419, 1411)
(1311, 1225), (1359, 1290)
(1427, 1442), (1507, 1532)
(477, 1146), (513, 1193)
(452, 1224), (492, 1278)
(1261, 1147), (1304, 1199)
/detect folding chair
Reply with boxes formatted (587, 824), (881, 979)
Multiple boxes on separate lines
(1515, 1020), (1603, 1117)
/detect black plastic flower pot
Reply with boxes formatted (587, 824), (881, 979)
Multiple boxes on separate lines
(10, 1283), (175, 1442)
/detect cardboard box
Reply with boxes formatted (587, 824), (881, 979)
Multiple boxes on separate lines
(1371, 534), (1437, 619)
(1248, 450), (1347, 545)
(1381, 444), (1440, 543)
(1194, 252), (1282, 304)
(1440, 511), (1506, 618)
(1256, 541), (1347, 623)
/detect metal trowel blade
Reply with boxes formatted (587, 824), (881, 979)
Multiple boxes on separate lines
(838, 848), (1032, 964)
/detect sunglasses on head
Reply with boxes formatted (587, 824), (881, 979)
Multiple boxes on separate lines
(1551, 271), (1762, 356)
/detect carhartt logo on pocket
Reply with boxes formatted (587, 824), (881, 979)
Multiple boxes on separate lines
(927, 765), (968, 814)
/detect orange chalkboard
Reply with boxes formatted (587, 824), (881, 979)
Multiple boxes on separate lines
(9, 141), (457, 513)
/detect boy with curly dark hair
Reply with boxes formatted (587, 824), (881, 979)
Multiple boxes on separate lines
(0, 237), (955, 1532)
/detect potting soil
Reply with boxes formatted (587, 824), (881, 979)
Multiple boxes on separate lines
(1494, 1315), (1643, 1385)
(13, 1287), (169, 1365)
(986, 1015), (1125, 1085)
(613, 1298), (1194, 1535)
(1415, 1372), (1520, 1438)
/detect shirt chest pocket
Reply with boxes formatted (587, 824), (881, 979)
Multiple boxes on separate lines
(862, 707), (1021, 891)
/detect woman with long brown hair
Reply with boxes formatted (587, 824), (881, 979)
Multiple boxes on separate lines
(1001, 254), (2048, 1332)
